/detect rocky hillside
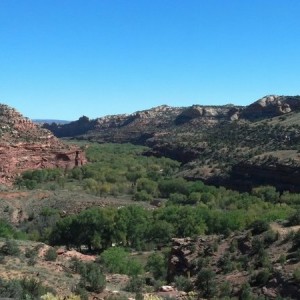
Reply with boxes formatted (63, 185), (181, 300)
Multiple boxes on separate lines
(0, 104), (85, 185)
(43, 95), (300, 191)
(167, 220), (300, 299)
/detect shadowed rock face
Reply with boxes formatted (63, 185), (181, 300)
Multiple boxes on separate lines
(0, 104), (86, 185)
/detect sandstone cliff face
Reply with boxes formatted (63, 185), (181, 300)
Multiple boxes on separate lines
(241, 95), (300, 120)
(0, 104), (85, 185)
(174, 105), (241, 124)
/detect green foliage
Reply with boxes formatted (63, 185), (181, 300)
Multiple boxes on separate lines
(44, 247), (58, 261)
(217, 252), (236, 274)
(25, 247), (38, 266)
(174, 276), (193, 292)
(263, 230), (278, 245)
(169, 193), (188, 205)
(293, 268), (300, 283)
(279, 254), (286, 265)
(78, 262), (106, 293)
(146, 252), (167, 280)
(100, 247), (143, 276)
(125, 276), (145, 293)
(196, 268), (217, 298)
(219, 281), (231, 298)
(133, 190), (153, 202)
(239, 282), (253, 300)
(16, 168), (63, 189)
(251, 220), (270, 235)
(253, 269), (270, 286)
(136, 178), (158, 196)
(158, 178), (189, 198)
(255, 248), (271, 269)
(0, 277), (54, 300)
(84, 264), (106, 293)
(252, 186), (280, 203)
(0, 239), (20, 256)
(288, 209), (300, 226)
(293, 231), (300, 248)
(0, 219), (21, 239)
(188, 192), (202, 204)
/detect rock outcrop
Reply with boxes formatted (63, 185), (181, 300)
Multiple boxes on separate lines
(167, 236), (218, 281)
(0, 104), (86, 185)
(241, 95), (300, 120)
(174, 105), (240, 125)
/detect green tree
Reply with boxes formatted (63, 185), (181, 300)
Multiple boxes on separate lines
(146, 253), (167, 280)
(136, 178), (158, 196)
(196, 268), (217, 298)
(100, 247), (143, 276)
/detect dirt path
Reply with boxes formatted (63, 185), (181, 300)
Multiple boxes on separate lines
(270, 222), (300, 236)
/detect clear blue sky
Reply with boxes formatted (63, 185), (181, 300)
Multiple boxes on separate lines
(0, 0), (299, 120)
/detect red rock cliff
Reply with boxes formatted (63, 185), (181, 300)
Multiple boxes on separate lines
(0, 104), (86, 185)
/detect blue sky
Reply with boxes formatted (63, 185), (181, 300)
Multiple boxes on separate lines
(0, 0), (299, 120)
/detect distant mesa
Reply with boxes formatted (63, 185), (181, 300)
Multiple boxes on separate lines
(33, 119), (70, 125)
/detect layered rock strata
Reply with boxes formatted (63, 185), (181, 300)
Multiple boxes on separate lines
(0, 104), (85, 185)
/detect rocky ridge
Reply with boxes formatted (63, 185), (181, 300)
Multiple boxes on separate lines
(43, 95), (300, 192)
(44, 95), (300, 142)
(0, 104), (85, 185)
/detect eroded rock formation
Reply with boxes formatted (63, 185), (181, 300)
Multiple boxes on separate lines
(0, 104), (86, 185)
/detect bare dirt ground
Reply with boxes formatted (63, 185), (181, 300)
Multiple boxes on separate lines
(270, 222), (300, 236)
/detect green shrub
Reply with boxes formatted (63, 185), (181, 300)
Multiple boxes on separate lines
(188, 192), (202, 204)
(217, 252), (235, 274)
(292, 231), (300, 247)
(78, 262), (106, 293)
(27, 256), (37, 266)
(288, 209), (300, 226)
(0, 220), (17, 238)
(196, 268), (217, 298)
(251, 220), (270, 235)
(293, 268), (300, 283)
(279, 254), (286, 265)
(44, 247), (58, 261)
(251, 237), (264, 254)
(136, 178), (158, 196)
(0, 239), (20, 256)
(0, 277), (55, 299)
(174, 275), (193, 292)
(100, 247), (143, 276)
(253, 269), (270, 286)
(146, 253), (167, 280)
(133, 190), (153, 202)
(239, 282), (253, 300)
(125, 276), (145, 293)
(85, 264), (106, 292)
(263, 230), (278, 245)
(219, 281), (231, 298)
(169, 193), (188, 204)
(25, 247), (38, 259)
(73, 286), (88, 300)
